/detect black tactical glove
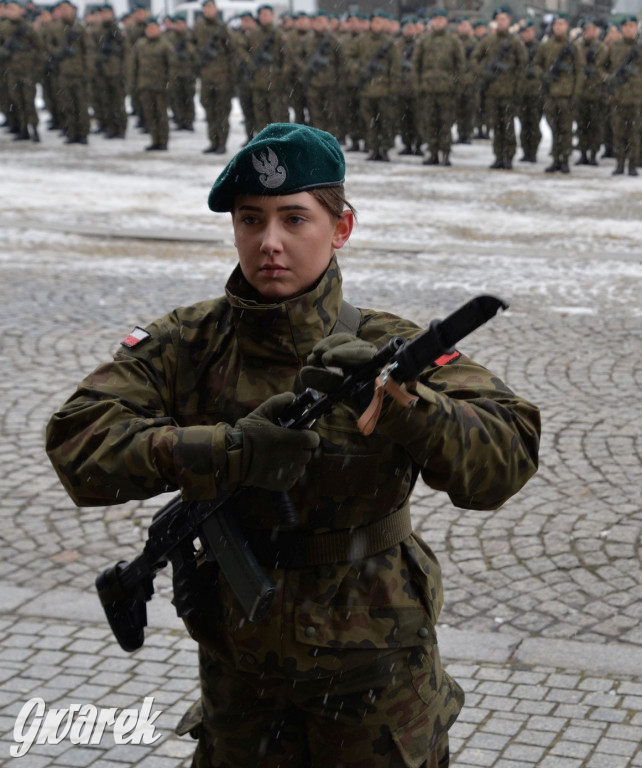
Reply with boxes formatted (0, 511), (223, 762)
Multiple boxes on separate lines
(227, 392), (320, 491)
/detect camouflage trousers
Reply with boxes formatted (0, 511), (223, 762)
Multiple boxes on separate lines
(185, 643), (464, 768)
(543, 95), (573, 162)
(611, 101), (641, 164)
(575, 97), (602, 154)
(518, 93), (543, 159)
(486, 94), (517, 162)
(420, 92), (456, 155)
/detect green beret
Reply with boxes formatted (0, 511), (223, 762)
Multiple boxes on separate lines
(431, 8), (448, 18)
(208, 123), (345, 213)
(145, 15), (159, 25)
(257, 3), (273, 11)
(520, 18), (535, 28)
(493, 6), (511, 17)
(621, 14), (638, 23)
(473, 19), (487, 27)
(174, 11), (186, 20)
(555, 12), (569, 20)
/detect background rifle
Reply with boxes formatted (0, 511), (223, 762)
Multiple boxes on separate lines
(608, 44), (640, 92)
(96, 294), (508, 652)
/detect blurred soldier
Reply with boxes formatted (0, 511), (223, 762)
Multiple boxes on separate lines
(282, 11), (311, 125)
(303, 10), (342, 138)
(472, 19), (489, 138)
(472, 8), (525, 170)
(168, 11), (196, 132)
(131, 16), (172, 151)
(231, 11), (256, 143)
(574, 19), (606, 166)
(248, 4), (287, 131)
(518, 20), (542, 163)
(604, 15), (642, 176)
(534, 13), (584, 173)
(397, 16), (422, 155)
(34, 5), (61, 131)
(49, 0), (90, 144)
(601, 22), (622, 158)
(0, 0), (42, 141)
(455, 16), (475, 144)
(341, 11), (366, 152)
(194, 0), (234, 153)
(357, 11), (400, 161)
(126, 1), (148, 128)
(413, 9), (465, 166)
(95, 3), (127, 138)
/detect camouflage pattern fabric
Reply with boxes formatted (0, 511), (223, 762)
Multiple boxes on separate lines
(46, 256), (541, 767)
(188, 643), (462, 767)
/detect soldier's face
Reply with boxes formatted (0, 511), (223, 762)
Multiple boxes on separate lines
(232, 192), (353, 301)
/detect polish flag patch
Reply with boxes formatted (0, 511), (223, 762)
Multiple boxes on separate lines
(121, 326), (151, 348)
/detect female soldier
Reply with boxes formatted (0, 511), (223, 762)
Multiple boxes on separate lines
(46, 123), (540, 768)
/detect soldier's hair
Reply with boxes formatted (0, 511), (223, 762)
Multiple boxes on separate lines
(309, 185), (357, 222)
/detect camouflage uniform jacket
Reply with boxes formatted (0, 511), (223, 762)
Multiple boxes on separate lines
(604, 37), (642, 106)
(47, 18), (87, 77)
(46, 257), (540, 679)
(412, 28), (465, 95)
(471, 30), (526, 99)
(131, 35), (172, 91)
(247, 22), (285, 91)
(533, 33), (584, 100)
(458, 33), (477, 88)
(281, 27), (307, 84)
(398, 34), (419, 96)
(193, 16), (233, 83)
(521, 38), (541, 97)
(167, 28), (197, 80)
(0, 17), (42, 74)
(94, 19), (126, 79)
(356, 31), (401, 98)
(302, 30), (342, 89)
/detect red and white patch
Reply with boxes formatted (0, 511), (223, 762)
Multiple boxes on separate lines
(121, 326), (151, 348)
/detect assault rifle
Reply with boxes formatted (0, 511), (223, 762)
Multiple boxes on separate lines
(543, 43), (573, 92)
(357, 39), (394, 88)
(608, 45), (640, 92)
(96, 294), (508, 652)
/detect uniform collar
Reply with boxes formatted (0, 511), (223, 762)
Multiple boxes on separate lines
(225, 255), (344, 365)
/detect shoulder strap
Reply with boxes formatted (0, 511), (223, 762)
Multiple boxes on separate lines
(332, 300), (361, 336)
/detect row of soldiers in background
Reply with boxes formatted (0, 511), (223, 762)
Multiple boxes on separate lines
(1, 0), (641, 174)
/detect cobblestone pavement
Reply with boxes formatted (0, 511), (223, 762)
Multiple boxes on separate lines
(1, 108), (641, 766)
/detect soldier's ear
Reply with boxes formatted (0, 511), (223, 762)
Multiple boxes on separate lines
(332, 210), (353, 250)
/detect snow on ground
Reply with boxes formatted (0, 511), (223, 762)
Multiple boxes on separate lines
(1, 98), (641, 322)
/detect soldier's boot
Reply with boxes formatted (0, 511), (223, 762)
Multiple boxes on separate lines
(490, 157), (504, 169)
(379, 150), (390, 162)
(13, 127), (30, 141)
(441, 152), (451, 166)
(601, 146), (614, 158)
(398, 145), (413, 155)
(545, 160), (561, 173)
(422, 153), (439, 166)
(628, 159), (639, 177)
(575, 151), (589, 165)
(413, 145), (424, 156)
(503, 157), (513, 170)
(559, 158), (570, 174)
(30, 126), (40, 143)
(612, 161), (625, 175)
(588, 150), (598, 166)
